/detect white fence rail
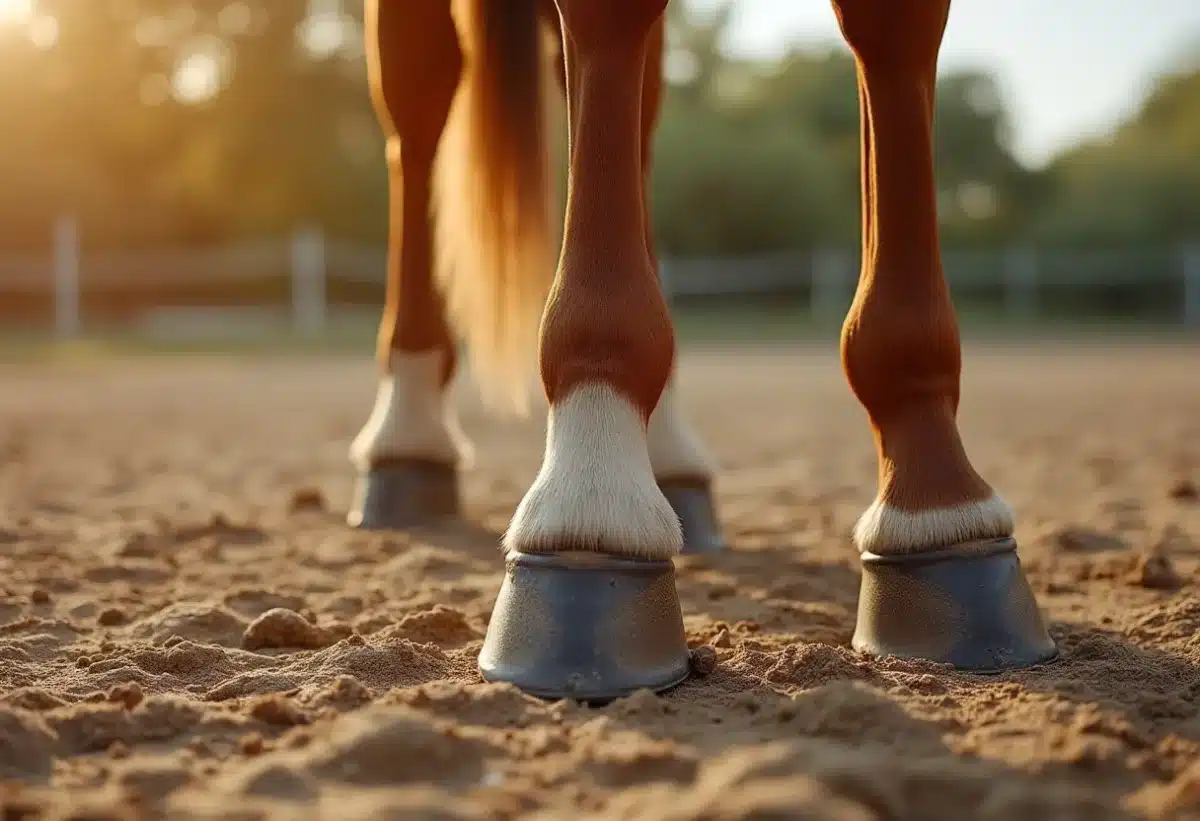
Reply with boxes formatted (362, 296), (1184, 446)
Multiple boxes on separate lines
(1, 220), (1198, 338)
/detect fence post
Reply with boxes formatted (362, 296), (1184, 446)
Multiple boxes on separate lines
(1184, 244), (1200, 329)
(1003, 245), (1039, 320)
(53, 214), (80, 339)
(291, 226), (327, 336)
(658, 256), (675, 304)
(811, 247), (854, 321)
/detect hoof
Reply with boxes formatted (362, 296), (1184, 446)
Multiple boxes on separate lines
(852, 537), (1057, 672)
(479, 551), (690, 703)
(346, 460), (460, 529)
(659, 478), (725, 555)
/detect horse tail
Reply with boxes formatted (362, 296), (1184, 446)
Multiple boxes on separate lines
(433, 0), (555, 415)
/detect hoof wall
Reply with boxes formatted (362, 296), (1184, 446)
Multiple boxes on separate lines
(479, 551), (690, 703)
(347, 461), (459, 529)
(852, 537), (1057, 672)
(659, 479), (725, 555)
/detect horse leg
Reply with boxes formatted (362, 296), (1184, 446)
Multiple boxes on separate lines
(542, 14), (722, 554)
(831, 0), (1055, 669)
(347, 0), (468, 529)
(639, 20), (723, 554)
(479, 0), (690, 702)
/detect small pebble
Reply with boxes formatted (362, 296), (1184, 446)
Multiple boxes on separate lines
(239, 733), (265, 756)
(106, 682), (144, 710)
(98, 607), (129, 627)
(289, 486), (326, 513)
(689, 646), (718, 677)
(1168, 478), (1197, 502)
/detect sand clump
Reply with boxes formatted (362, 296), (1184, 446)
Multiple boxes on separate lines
(380, 605), (481, 647)
(128, 603), (248, 646)
(0, 345), (1197, 819)
(241, 608), (347, 651)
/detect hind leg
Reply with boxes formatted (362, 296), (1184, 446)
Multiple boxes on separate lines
(348, 0), (470, 529)
(638, 20), (723, 554)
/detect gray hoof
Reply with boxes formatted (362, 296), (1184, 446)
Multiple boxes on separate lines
(852, 537), (1058, 672)
(347, 460), (460, 529)
(659, 478), (725, 555)
(479, 551), (690, 703)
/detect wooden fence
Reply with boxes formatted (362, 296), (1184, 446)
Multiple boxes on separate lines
(0, 217), (1197, 338)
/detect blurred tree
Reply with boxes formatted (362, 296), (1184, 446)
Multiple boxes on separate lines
(652, 96), (847, 254)
(663, 0), (734, 107)
(0, 0), (385, 249)
(655, 6), (858, 252)
(0, 0), (1195, 259)
(1035, 66), (1200, 245)
(652, 11), (1037, 252)
(931, 70), (1045, 245)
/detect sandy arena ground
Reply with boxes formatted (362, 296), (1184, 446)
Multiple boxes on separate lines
(1, 340), (1198, 820)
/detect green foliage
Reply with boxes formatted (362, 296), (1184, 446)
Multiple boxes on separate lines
(0, 0), (384, 250)
(651, 96), (851, 254)
(1033, 68), (1200, 245)
(0, 0), (1195, 256)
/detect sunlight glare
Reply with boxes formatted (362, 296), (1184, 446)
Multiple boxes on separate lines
(0, 0), (34, 25)
(173, 52), (222, 104)
(28, 15), (57, 48)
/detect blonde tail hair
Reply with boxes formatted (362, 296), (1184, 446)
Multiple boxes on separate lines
(435, 0), (556, 416)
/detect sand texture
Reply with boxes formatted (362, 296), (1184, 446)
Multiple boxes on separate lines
(1, 341), (1198, 820)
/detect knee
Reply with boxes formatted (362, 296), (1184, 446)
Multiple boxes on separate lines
(840, 297), (962, 420)
(539, 271), (675, 415)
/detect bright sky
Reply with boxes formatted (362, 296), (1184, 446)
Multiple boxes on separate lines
(699, 0), (1200, 167)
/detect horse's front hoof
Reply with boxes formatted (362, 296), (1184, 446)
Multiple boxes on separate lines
(479, 551), (690, 704)
(852, 537), (1058, 672)
(346, 460), (460, 529)
(659, 478), (725, 555)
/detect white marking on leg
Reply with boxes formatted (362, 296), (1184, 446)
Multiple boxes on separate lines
(646, 380), (716, 481)
(348, 350), (473, 471)
(853, 493), (1015, 555)
(504, 383), (682, 560)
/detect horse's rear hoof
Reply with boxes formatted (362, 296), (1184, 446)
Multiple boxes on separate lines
(852, 537), (1058, 672)
(346, 460), (460, 529)
(659, 478), (725, 555)
(479, 551), (690, 704)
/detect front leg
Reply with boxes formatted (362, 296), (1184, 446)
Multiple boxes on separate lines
(543, 13), (724, 554)
(831, 0), (1056, 670)
(478, 0), (690, 702)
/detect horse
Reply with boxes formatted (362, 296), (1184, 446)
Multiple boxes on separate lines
(347, 0), (1057, 702)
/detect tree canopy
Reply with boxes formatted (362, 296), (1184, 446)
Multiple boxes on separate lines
(0, 0), (1195, 254)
